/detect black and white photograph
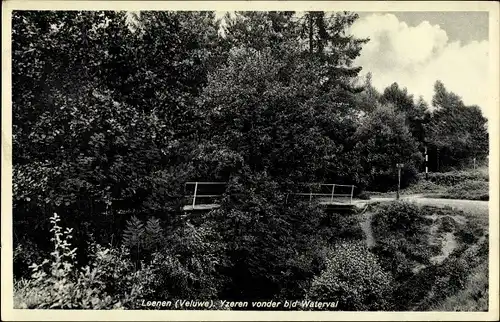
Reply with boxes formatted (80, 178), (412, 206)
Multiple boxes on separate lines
(2, 1), (499, 321)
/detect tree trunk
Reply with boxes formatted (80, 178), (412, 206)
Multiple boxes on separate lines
(436, 147), (440, 172)
(308, 13), (313, 55)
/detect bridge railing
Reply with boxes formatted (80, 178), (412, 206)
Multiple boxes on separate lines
(184, 182), (226, 210)
(183, 181), (356, 210)
(286, 183), (356, 204)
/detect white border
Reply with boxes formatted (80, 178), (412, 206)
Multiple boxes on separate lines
(2, 1), (499, 321)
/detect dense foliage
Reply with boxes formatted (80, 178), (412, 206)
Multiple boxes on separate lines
(12, 10), (489, 310)
(425, 81), (489, 171)
(308, 241), (393, 310)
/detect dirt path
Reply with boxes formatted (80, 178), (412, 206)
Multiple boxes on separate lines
(429, 232), (457, 265)
(402, 196), (489, 215)
(353, 194), (488, 216)
(359, 210), (375, 249)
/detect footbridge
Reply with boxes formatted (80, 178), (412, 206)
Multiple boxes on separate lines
(182, 181), (357, 214)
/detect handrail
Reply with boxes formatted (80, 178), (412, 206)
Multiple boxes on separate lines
(290, 193), (352, 196)
(183, 181), (356, 207)
(184, 182), (356, 187)
(185, 182), (227, 185)
(303, 183), (356, 188)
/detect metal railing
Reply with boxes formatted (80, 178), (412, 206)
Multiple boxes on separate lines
(286, 183), (356, 204)
(184, 182), (226, 210)
(183, 182), (356, 210)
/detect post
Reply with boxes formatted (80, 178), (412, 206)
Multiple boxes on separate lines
(331, 184), (335, 202)
(309, 191), (312, 202)
(192, 182), (198, 208)
(436, 148), (439, 172)
(350, 185), (354, 204)
(424, 146), (429, 180)
(397, 168), (401, 200)
(473, 157), (476, 170)
(396, 163), (403, 200)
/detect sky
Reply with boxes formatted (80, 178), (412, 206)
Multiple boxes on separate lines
(215, 11), (490, 114)
(349, 12), (490, 113)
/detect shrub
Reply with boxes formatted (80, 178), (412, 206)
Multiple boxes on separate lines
(371, 202), (432, 237)
(402, 179), (445, 194)
(13, 238), (43, 279)
(438, 216), (458, 233)
(440, 180), (489, 201)
(371, 202), (442, 285)
(413, 257), (470, 310)
(14, 213), (156, 309)
(455, 219), (485, 245)
(122, 215), (166, 261)
(371, 241), (415, 281)
(431, 261), (488, 311)
(150, 221), (229, 300)
(325, 213), (365, 241)
(307, 241), (394, 310)
(419, 170), (488, 186)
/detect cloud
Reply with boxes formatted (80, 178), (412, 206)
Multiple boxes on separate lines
(350, 14), (490, 117)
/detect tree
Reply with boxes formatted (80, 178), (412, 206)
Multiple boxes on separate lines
(199, 46), (338, 185)
(380, 82), (415, 112)
(299, 11), (369, 92)
(355, 72), (380, 113)
(223, 11), (298, 52)
(12, 11), (224, 266)
(379, 83), (428, 146)
(193, 11), (370, 300)
(425, 81), (488, 170)
(353, 105), (423, 191)
(219, 11), (370, 186)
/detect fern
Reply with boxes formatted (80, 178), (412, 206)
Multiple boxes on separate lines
(144, 217), (164, 250)
(122, 216), (145, 250)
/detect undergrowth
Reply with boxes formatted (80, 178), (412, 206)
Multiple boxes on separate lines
(14, 213), (156, 309)
(369, 201), (489, 311)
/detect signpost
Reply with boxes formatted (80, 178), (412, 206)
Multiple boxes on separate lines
(396, 163), (404, 200)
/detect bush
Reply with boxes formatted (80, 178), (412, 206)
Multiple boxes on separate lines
(371, 241), (415, 282)
(13, 238), (43, 279)
(371, 202), (432, 237)
(432, 261), (488, 311)
(455, 219), (485, 245)
(14, 213), (156, 309)
(148, 220), (229, 300)
(440, 180), (489, 201)
(371, 202), (442, 285)
(325, 213), (365, 241)
(438, 216), (458, 233)
(307, 241), (394, 310)
(419, 171), (488, 186)
(402, 179), (445, 194)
